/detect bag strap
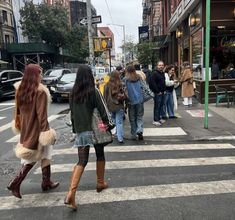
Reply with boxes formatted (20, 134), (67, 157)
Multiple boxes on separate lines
(14, 90), (20, 118)
(95, 88), (113, 124)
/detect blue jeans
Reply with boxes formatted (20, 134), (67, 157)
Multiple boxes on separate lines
(128, 103), (144, 136)
(112, 108), (124, 142)
(161, 93), (167, 118)
(153, 94), (164, 122)
(165, 91), (174, 117)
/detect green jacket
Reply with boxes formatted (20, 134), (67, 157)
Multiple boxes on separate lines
(70, 88), (109, 133)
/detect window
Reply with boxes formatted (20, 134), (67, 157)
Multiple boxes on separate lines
(1, 72), (8, 80)
(2, 10), (7, 24)
(8, 72), (22, 79)
(5, 35), (10, 44)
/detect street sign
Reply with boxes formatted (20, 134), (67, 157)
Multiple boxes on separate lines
(80, 15), (102, 26)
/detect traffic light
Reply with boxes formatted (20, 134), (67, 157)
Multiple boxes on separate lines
(93, 37), (112, 51)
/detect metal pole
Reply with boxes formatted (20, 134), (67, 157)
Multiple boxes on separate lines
(204, 0), (211, 129)
(86, 0), (94, 65)
(109, 49), (112, 73)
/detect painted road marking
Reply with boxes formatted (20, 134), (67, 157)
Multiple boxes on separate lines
(0, 122), (12, 133)
(52, 143), (235, 156)
(0, 106), (14, 112)
(34, 156), (235, 174)
(5, 115), (65, 143)
(1, 179), (235, 210)
(186, 110), (213, 117)
(144, 127), (187, 136)
(0, 117), (6, 120)
(0, 103), (14, 106)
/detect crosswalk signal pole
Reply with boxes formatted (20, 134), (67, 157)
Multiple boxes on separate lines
(204, 0), (211, 129)
(86, 0), (94, 66)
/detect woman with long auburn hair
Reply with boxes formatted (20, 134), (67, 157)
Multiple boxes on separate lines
(104, 70), (127, 143)
(64, 65), (113, 211)
(7, 64), (59, 199)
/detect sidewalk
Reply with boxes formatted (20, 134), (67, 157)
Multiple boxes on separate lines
(56, 98), (235, 146)
(141, 98), (235, 141)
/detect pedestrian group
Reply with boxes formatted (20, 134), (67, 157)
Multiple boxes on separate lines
(7, 61), (195, 211)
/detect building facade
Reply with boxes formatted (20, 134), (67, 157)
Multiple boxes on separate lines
(0, 0), (16, 59)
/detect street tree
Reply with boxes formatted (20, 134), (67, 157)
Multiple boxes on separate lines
(136, 41), (156, 66)
(65, 25), (89, 63)
(20, 2), (69, 47)
(120, 35), (137, 64)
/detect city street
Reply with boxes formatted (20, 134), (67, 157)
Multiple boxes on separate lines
(0, 97), (235, 220)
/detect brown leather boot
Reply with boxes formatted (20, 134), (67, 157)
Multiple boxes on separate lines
(7, 163), (34, 199)
(96, 160), (108, 193)
(64, 165), (84, 211)
(41, 165), (59, 191)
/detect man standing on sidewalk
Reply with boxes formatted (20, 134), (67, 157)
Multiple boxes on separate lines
(149, 61), (166, 126)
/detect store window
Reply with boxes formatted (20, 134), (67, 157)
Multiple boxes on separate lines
(192, 29), (203, 78)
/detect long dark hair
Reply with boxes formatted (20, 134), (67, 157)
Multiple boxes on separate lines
(17, 64), (41, 105)
(107, 70), (122, 96)
(71, 65), (95, 103)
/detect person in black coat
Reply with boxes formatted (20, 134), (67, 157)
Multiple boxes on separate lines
(149, 61), (166, 126)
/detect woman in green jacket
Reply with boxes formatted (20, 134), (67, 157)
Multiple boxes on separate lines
(64, 65), (112, 211)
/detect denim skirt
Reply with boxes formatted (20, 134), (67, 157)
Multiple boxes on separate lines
(73, 131), (94, 148)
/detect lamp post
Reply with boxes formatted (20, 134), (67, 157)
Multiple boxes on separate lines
(107, 23), (126, 66)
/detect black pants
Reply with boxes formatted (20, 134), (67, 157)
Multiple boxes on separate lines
(77, 145), (105, 167)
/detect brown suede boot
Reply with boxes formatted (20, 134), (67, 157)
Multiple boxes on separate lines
(64, 165), (84, 211)
(41, 165), (59, 191)
(7, 163), (34, 199)
(96, 160), (108, 193)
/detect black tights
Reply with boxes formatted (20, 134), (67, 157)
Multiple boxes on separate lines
(77, 145), (105, 167)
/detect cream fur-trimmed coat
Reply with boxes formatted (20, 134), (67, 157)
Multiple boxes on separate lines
(12, 81), (56, 161)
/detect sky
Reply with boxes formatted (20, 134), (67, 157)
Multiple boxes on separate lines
(91, 0), (143, 53)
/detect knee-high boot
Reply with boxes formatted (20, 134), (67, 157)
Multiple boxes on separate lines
(64, 165), (84, 210)
(96, 160), (108, 193)
(7, 163), (34, 199)
(41, 165), (59, 191)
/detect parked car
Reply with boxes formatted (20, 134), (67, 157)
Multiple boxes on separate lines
(42, 68), (72, 86)
(0, 70), (23, 99)
(48, 73), (76, 102)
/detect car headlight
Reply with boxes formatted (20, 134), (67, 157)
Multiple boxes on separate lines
(50, 86), (56, 92)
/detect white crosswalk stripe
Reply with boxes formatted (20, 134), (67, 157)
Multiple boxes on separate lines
(34, 156), (235, 174)
(0, 117), (6, 120)
(52, 143), (235, 155)
(1, 179), (235, 210)
(1, 138), (235, 211)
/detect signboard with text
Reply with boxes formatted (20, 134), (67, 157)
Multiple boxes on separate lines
(138, 25), (149, 42)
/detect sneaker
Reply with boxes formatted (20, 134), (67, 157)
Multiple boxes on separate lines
(159, 119), (166, 124)
(118, 140), (124, 144)
(152, 121), (162, 126)
(137, 132), (143, 140)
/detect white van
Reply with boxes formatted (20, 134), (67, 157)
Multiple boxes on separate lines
(94, 67), (110, 80)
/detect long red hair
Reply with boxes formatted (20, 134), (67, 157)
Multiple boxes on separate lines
(17, 64), (42, 105)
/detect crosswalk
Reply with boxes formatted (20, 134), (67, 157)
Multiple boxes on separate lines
(1, 141), (235, 211)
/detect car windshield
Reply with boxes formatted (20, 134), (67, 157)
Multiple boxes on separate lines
(59, 73), (76, 84)
(44, 69), (63, 77)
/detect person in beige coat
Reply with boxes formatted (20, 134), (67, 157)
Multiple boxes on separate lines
(180, 62), (194, 106)
(7, 64), (59, 199)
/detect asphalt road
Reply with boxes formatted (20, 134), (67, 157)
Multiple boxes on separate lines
(1, 96), (235, 220)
